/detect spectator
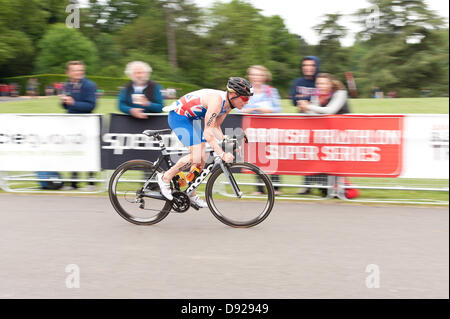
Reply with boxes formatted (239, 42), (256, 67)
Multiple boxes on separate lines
(118, 61), (164, 119)
(9, 83), (18, 97)
(54, 82), (64, 95)
(240, 65), (283, 196)
(298, 73), (351, 197)
(299, 73), (350, 115)
(60, 60), (98, 191)
(26, 78), (39, 97)
(290, 56), (321, 195)
(0, 84), (8, 97)
(45, 85), (54, 96)
(290, 56), (320, 110)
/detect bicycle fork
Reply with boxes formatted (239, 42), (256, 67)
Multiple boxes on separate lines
(219, 160), (243, 198)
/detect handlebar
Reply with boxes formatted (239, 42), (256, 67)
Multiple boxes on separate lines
(219, 133), (248, 155)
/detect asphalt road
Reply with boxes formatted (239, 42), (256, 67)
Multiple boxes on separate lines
(0, 194), (448, 299)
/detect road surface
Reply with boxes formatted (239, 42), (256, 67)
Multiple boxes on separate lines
(0, 194), (448, 299)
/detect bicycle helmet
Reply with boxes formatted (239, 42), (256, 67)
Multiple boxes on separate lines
(227, 77), (254, 97)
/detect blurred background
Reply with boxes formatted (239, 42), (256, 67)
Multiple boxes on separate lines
(0, 0), (448, 98)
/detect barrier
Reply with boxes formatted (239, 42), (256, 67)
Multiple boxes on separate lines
(0, 113), (448, 204)
(0, 114), (104, 193)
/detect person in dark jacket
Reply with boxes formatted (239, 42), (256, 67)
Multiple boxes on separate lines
(118, 61), (164, 119)
(290, 56), (320, 110)
(61, 61), (97, 114)
(290, 56), (323, 195)
(60, 60), (98, 191)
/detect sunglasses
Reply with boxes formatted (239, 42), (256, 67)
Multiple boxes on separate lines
(239, 96), (250, 102)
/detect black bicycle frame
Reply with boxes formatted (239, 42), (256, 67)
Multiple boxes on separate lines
(140, 134), (242, 201)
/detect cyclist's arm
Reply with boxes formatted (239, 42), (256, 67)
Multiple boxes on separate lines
(203, 95), (226, 155)
(214, 109), (232, 138)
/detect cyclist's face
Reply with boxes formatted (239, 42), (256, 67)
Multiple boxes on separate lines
(230, 93), (249, 109)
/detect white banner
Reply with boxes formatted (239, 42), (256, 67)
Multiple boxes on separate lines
(0, 114), (101, 171)
(401, 114), (449, 179)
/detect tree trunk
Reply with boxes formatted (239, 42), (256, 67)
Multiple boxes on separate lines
(165, 3), (178, 68)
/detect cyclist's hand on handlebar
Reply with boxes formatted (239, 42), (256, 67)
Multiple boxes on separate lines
(221, 152), (234, 163)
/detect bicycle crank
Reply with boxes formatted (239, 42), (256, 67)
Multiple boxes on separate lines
(171, 191), (191, 213)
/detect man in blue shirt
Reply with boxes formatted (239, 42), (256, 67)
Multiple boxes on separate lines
(61, 61), (97, 114)
(60, 61), (98, 191)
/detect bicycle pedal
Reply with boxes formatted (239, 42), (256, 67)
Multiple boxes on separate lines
(190, 203), (200, 211)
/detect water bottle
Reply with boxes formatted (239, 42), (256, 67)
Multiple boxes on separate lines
(186, 165), (201, 182)
(176, 171), (188, 187)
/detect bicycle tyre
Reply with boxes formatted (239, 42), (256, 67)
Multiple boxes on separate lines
(109, 160), (172, 226)
(205, 162), (275, 228)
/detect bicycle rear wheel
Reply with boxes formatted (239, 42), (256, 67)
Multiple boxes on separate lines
(109, 160), (172, 225)
(205, 162), (275, 228)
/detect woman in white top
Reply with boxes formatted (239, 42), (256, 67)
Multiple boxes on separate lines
(298, 73), (350, 114)
(241, 65), (283, 196)
(298, 73), (350, 196)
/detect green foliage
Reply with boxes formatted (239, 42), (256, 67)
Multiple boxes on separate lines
(0, 0), (447, 98)
(350, 0), (448, 97)
(0, 29), (35, 77)
(313, 13), (350, 82)
(34, 24), (99, 74)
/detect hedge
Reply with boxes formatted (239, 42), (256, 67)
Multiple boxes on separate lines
(1, 74), (202, 97)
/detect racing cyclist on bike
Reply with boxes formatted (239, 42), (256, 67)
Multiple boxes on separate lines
(157, 77), (253, 207)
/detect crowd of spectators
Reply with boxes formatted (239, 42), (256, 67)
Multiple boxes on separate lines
(0, 83), (19, 97)
(35, 56), (352, 196)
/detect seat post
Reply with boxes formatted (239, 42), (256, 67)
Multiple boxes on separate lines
(155, 134), (165, 149)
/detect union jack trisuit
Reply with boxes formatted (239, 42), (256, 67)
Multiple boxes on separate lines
(166, 89), (229, 147)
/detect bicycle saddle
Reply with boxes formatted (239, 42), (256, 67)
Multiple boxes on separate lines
(143, 129), (172, 137)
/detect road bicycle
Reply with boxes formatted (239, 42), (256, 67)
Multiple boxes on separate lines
(108, 129), (274, 228)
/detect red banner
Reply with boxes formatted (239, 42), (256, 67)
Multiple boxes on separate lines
(242, 115), (404, 177)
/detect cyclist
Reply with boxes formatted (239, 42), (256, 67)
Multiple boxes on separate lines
(157, 77), (253, 207)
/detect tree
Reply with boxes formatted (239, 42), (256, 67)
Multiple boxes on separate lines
(79, 0), (148, 38)
(0, 0), (51, 43)
(355, 0), (444, 44)
(203, 0), (271, 88)
(0, 28), (35, 77)
(161, 0), (204, 68)
(353, 0), (447, 96)
(35, 24), (99, 74)
(313, 13), (349, 79)
(263, 15), (304, 89)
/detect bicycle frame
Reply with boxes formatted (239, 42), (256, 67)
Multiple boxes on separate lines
(140, 134), (243, 201)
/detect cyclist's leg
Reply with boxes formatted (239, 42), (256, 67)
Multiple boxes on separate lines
(162, 113), (206, 183)
(162, 143), (204, 183)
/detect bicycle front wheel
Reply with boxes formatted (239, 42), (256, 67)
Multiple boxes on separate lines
(205, 162), (275, 228)
(109, 160), (172, 225)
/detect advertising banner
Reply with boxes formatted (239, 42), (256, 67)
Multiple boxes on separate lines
(242, 114), (405, 177)
(101, 113), (242, 170)
(0, 114), (101, 171)
(401, 115), (449, 179)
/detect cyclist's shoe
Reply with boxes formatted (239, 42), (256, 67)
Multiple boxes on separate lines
(157, 172), (173, 201)
(189, 195), (208, 208)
